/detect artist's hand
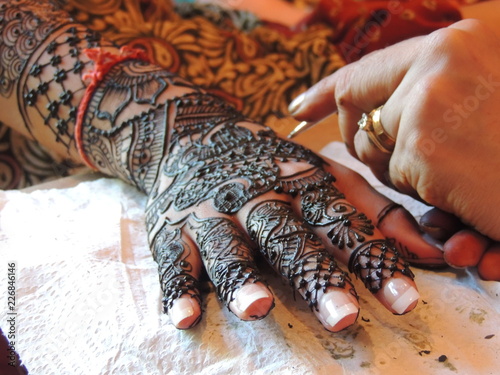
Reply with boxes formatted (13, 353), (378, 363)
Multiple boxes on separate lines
(288, 19), (500, 280)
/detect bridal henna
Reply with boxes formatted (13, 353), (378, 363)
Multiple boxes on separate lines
(2, 0), (420, 330)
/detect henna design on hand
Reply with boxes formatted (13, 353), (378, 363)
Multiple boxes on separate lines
(300, 185), (375, 249)
(191, 215), (265, 312)
(151, 225), (201, 320)
(246, 200), (355, 310)
(140, 90), (331, 230)
(79, 60), (196, 193)
(348, 239), (414, 293)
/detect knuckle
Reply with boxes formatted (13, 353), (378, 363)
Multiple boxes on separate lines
(424, 27), (465, 53)
(334, 67), (356, 110)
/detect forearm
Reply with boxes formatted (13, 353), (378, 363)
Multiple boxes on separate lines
(0, 0), (200, 194)
(0, 0), (121, 163)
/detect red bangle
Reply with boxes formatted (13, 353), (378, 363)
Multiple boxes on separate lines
(74, 46), (150, 170)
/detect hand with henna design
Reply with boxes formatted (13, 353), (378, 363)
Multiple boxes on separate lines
(88, 75), (442, 330)
(89, 77), (424, 330)
(0, 0), (447, 332)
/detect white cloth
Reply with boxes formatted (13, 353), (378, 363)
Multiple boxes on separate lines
(0, 142), (499, 375)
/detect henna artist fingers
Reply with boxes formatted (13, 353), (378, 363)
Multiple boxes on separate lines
(420, 208), (465, 242)
(246, 199), (360, 332)
(297, 182), (420, 315)
(442, 230), (490, 269)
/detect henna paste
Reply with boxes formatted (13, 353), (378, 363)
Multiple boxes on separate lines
(246, 200), (355, 311)
(0, 0), (70, 98)
(377, 202), (403, 227)
(151, 225), (201, 323)
(21, 28), (108, 148)
(191, 215), (265, 313)
(348, 239), (414, 293)
(78, 60), (195, 193)
(300, 184), (375, 249)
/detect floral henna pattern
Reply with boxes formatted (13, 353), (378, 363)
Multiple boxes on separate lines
(79, 60), (196, 193)
(142, 90), (330, 229)
(246, 200), (355, 310)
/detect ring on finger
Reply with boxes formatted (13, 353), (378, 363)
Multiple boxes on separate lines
(357, 105), (395, 154)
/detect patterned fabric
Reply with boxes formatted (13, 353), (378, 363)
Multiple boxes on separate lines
(0, 0), (486, 189)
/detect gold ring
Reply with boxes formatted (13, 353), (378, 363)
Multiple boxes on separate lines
(357, 105), (395, 154)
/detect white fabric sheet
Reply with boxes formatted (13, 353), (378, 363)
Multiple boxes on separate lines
(0, 142), (499, 375)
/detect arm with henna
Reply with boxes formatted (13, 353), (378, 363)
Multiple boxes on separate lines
(0, 0), (445, 332)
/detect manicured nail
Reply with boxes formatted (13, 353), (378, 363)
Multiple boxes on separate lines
(317, 290), (359, 332)
(169, 298), (199, 328)
(288, 93), (305, 115)
(231, 283), (274, 320)
(382, 278), (420, 315)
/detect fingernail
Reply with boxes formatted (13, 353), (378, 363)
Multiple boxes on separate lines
(421, 224), (451, 242)
(288, 93), (305, 115)
(231, 283), (274, 320)
(318, 290), (359, 332)
(169, 298), (198, 328)
(382, 278), (420, 315)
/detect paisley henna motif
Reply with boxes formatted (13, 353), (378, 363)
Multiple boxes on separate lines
(300, 185), (375, 249)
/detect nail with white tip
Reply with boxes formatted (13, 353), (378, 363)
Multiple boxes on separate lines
(317, 290), (360, 332)
(382, 278), (420, 315)
(169, 298), (199, 329)
(230, 283), (274, 320)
